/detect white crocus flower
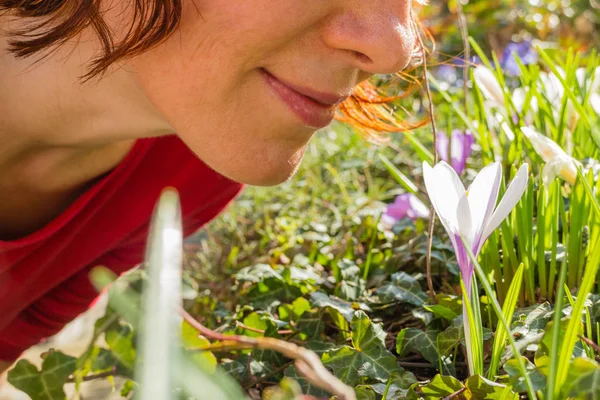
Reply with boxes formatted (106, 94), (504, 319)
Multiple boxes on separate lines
(521, 127), (578, 185)
(423, 161), (529, 292)
(473, 65), (505, 108)
(423, 161), (528, 376)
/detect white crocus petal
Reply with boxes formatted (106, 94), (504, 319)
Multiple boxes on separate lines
(540, 71), (564, 105)
(480, 164), (529, 244)
(521, 127), (578, 184)
(542, 157), (577, 186)
(591, 66), (600, 94)
(473, 65), (504, 107)
(542, 159), (561, 186)
(521, 127), (569, 162)
(576, 67), (587, 90)
(591, 93), (600, 116)
(457, 193), (474, 247)
(512, 87), (526, 114)
(423, 161), (465, 233)
(466, 162), (502, 249)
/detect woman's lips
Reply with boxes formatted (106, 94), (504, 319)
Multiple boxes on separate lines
(261, 69), (347, 129)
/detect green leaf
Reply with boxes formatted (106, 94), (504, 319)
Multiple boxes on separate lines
(7, 350), (77, 400)
(181, 320), (217, 372)
(321, 311), (401, 385)
(376, 272), (427, 306)
(105, 322), (136, 370)
(355, 386), (377, 400)
(562, 358), (600, 399)
(397, 328), (455, 375)
(437, 318), (464, 356)
(419, 374), (464, 399)
(335, 259), (366, 301)
(489, 263), (525, 379)
(464, 375), (518, 399)
(423, 304), (458, 321)
(120, 379), (136, 397)
(504, 356), (547, 393)
(284, 365), (330, 398)
(263, 378), (304, 400)
(309, 291), (356, 321)
(367, 370), (417, 399)
(296, 309), (326, 336)
(246, 277), (303, 309)
(277, 297), (311, 321)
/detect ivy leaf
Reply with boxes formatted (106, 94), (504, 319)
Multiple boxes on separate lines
(464, 375), (518, 399)
(504, 356), (547, 393)
(419, 374), (464, 399)
(396, 328), (455, 376)
(354, 386), (377, 400)
(235, 263), (283, 283)
(376, 272), (427, 306)
(321, 311), (401, 385)
(262, 378), (304, 400)
(296, 309), (326, 336)
(334, 259), (366, 301)
(561, 357), (600, 399)
(7, 350), (77, 400)
(368, 370), (418, 399)
(437, 318), (464, 356)
(246, 277), (303, 309)
(181, 320), (217, 372)
(277, 297), (311, 322)
(120, 379), (136, 397)
(105, 322), (136, 371)
(284, 365), (330, 398)
(309, 291), (356, 321)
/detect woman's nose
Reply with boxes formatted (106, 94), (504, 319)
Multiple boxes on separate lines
(321, 2), (416, 75)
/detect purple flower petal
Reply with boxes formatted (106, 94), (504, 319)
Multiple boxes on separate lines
(436, 131), (449, 163)
(501, 41), (538, 76)
(383, 193), (430, 224)
(450, 129), (474, 175)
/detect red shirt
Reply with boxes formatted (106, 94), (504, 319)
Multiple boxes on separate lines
(0, 136), (244, 361)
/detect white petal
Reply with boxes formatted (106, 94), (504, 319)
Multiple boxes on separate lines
(480, 164), (529, 247)
(576, 67), (587, 90)
(512, 88), (526, 113)
(542, 159), (560, 186)
(591, 93), (600, 116)
(457, 193), (474, 247)
(591, 66), (600, 94)
(466, 162), (502, 249)
(473, 66), (504, 107)
(540, 71), (564, 106)
(521, 126), (568, 162)
(543, 157), (578, 185)
(422, 161), (465, 234)
(501, 121), (515, 141)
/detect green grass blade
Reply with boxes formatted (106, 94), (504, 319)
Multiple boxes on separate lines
(488, 263), (525, 379)
(378, 154), (420, 196)
(554, 234), (600, 398)
(137, 189), (183, 400)
(462, 240), (538, 400)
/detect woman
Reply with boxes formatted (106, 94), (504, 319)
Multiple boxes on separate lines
(0, 0), (417, 373)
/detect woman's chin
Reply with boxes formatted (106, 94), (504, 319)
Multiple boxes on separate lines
(210, 146), (307, 187)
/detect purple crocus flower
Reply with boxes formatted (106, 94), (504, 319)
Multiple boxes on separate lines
(382, 193), (429, 225)
(501, 41), (538, 76)
(436, 129), (474, 175)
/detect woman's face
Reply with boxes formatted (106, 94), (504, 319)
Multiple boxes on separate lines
(128, 1), (416, 185)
